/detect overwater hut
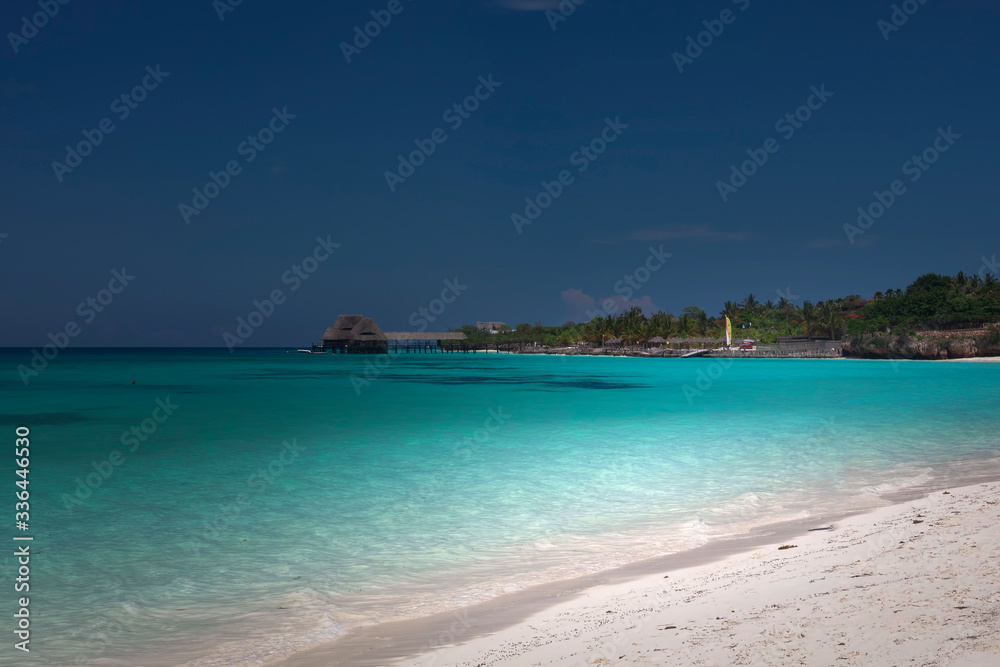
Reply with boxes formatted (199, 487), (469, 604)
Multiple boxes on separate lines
(318, 315), (388, 354)
(314, 315), (466, 354)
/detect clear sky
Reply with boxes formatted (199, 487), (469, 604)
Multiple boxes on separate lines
(1, 0), (998, 346)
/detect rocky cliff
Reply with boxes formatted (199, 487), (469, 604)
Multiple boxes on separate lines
(843, 327), (1000, 360)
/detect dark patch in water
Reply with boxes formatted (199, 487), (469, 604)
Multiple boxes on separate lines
(0, 413), (89, 425)
(235, 374), (345, 381)
(382, 374), (645, 390)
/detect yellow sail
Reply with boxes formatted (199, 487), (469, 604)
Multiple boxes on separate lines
(725, 316), (732, 347)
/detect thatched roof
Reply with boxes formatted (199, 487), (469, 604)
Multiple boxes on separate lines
(321, 315), (386, 342)
(384, 332), (467, 341)
(648, 336), (668, 344)
(351, 317), (387, 341)
(323, 315), (364, 341)
(605, 337), (623, 345)
(322, 315), (466, 343)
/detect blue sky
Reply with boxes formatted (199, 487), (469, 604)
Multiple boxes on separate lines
(1, 0), (998, 346)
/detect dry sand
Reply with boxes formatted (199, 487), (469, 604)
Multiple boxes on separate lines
(395, 482), (1000, 667)
(271, 482), (1000, 667)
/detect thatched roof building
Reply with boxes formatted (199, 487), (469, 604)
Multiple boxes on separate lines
(317, 315), (465, 354)
(322, 315), (364, 342)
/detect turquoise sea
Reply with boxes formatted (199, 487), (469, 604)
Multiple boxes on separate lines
(1, 349), (998, 666)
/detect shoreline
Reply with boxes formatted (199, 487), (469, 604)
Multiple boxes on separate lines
(400, 479), (1000, 667)
(267, 468), (1000, 667)
(505, 347), (1000, 361)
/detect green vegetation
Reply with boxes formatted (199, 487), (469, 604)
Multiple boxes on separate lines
(455, 271), (1000, 348)
(848, 272), (1000, 335)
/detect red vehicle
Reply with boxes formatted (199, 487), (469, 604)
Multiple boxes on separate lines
(739, 340), (755, 350)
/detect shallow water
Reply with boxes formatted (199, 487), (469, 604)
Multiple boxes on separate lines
(2, 349), (998, 666)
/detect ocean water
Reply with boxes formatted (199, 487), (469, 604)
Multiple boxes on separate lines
(1, 349), (998, 666)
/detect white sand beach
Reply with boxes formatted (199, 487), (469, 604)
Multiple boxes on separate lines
(272, 481), (1000, 667)
(395, 482), (1000, 667)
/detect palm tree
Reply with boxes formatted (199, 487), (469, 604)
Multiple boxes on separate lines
(721, 300), (741, 320)
(817, 301), (846, 340)
(620, 307), (647, 345)
(648, 311), (674, 338)
(677, 313), (694, 337)
(742, 293), (760, 314)
(584, 316), (610, 346)
(605, 314), (620, 341)
(680, 307), (709, 336)
(794, 300), (817, 337)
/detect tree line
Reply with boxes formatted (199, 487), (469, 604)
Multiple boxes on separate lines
(454, 272), (1000, 347)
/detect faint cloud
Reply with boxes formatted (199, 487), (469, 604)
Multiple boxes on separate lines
(270, 160), (288, 176)
(626, 224), (748, 243)
(561, 288), (594, 311)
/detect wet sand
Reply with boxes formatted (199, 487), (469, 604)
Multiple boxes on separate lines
(268, 480), (1000, 667)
